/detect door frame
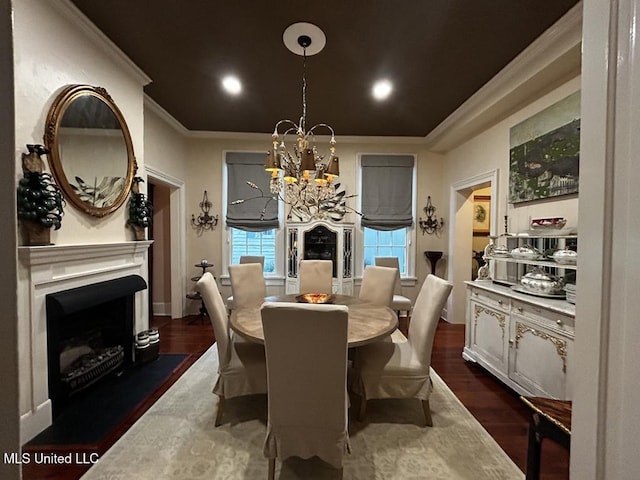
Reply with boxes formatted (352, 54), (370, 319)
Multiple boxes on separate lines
(145, 165), (187, 319)
(446, 169), (499, 324)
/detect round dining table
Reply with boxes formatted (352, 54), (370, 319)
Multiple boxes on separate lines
(230, 294), (398, 347)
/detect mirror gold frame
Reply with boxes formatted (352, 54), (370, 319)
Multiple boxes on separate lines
(44, 84), (136, 217)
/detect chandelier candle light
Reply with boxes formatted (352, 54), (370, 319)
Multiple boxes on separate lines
(233, 22), (359, 221)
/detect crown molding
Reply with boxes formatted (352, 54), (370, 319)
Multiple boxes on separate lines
(144, 94), (189, 135)
(424, 1), (583, 153)
(52, 0), (151, 86)
(184, 129), (426, 145)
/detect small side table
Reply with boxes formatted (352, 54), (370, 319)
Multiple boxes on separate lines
(186, 261), (214, 324)
(520, 396), (572, 480)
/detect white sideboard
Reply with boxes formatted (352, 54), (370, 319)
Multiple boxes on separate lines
(464, 281), (574, 399)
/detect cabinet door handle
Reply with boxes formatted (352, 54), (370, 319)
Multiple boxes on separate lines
(556, 319), (564, 326)
(498, 300), (503, 305)
(509, 339), (514, 345)
(472, 292), (479, 296)
(517, 307), (523, 313)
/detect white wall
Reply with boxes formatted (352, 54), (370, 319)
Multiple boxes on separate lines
(13, 0), (151, 442)
(13, 0), (148, 245)
(442, 76), (581, 324)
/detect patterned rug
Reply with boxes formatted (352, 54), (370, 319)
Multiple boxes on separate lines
(81, 345), (524, 479)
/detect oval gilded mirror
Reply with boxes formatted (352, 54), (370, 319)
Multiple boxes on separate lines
(44, 84), (136, 217)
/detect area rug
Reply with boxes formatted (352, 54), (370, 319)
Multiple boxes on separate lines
(80, 345), (524, 479)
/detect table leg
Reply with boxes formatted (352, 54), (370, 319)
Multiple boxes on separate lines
(526, 414), (542, 480)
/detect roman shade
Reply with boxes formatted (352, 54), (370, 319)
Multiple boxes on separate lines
(226, 152), (279, 231)
(361, 154), (414, 231)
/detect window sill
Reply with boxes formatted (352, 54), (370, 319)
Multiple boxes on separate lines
(353, 276), (418, 287)
(219, 274), (285, 287)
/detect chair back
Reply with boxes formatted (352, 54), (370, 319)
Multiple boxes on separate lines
(359, 265), (397, 307)
(195, 272), (232, 366)
(261, 302), (350, 468)
(299, 259), (333, 294)
(374, 257), (403, 295)
(240, 255), (265, 269)
(408, 274), (453, 365)
(229, 263), (266, 308)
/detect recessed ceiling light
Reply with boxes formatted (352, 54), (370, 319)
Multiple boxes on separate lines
(372, 80), (393, 101)
(222, 76), (242, 95)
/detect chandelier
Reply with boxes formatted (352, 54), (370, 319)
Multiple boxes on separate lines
(243, 23), (358, 221)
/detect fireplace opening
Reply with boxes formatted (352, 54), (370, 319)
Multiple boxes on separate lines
(46, 275), (147, 417)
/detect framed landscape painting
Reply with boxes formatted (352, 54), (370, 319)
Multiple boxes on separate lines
(509, 91), (580, 203)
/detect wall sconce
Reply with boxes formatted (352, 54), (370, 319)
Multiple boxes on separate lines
(191, 190), (218, 232)
(418, 196), (444, 235)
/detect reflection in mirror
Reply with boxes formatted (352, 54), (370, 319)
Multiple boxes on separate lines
(44, 85), (135, 217)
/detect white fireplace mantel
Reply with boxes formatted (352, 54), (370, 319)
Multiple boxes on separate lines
(17, 241), (152, 443)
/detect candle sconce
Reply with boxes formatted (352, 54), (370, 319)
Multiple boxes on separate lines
(418, 196), (445, 235)
(191, 190), (218, 232)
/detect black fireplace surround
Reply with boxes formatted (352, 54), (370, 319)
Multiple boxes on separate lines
(46, 275), (147, 416)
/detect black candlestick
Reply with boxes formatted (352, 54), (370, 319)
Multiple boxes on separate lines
(424, 251), (443, 276)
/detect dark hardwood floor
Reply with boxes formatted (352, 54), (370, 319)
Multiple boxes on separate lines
(424, 318), (570, 480)
(22, 315), (568, 479)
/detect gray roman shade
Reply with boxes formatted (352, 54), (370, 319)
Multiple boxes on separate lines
(361, 154), (414, 231)
(226, 152), (279, 231)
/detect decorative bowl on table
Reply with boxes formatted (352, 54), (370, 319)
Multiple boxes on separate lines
(552, 249), (578, 265)
(295, 293), (336, 304)
(510, 244), (542, 260)
(520, 267), (565, 295)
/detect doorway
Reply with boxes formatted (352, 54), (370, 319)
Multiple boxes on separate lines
(149, 182), (172, 317)
(146, 166), (187, 319)
(447, 170), (499, 324)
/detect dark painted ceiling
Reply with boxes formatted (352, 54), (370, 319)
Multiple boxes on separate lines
(69, 0), (580, 137)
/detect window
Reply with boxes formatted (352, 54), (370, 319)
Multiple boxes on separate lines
(230, 228), (276, 273)
(363, 227), (407, 274)
(359, 153), (416, 278)
(224, 151), (283, 280)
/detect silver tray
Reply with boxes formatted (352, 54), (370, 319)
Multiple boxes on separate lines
(511, 285), (566, 299)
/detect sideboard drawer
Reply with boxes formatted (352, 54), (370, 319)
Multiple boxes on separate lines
(469, 287), (509, 312)
(511, 299), (575, 332)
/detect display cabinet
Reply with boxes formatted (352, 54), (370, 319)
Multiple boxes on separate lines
(485, 234), (577, 292)
(465, 232), (577, 399)
(285, 221), (354, 294)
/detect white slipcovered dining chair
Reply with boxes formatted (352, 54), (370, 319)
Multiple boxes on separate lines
(353, 274), (453, 426)
(261, 302), (350, 479)
(298, 259), (333, 294)
(229, 262), (267, 309)
(226, 256), (265, 311)
(358, 265), (397, 307)
(374, 257), (412, 318)
(195, 272), (267, 426)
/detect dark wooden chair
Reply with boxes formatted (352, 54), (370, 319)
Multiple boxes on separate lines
(520, 396), (572, 480)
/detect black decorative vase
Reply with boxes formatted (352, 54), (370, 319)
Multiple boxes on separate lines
(424, 251), (443, 276)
